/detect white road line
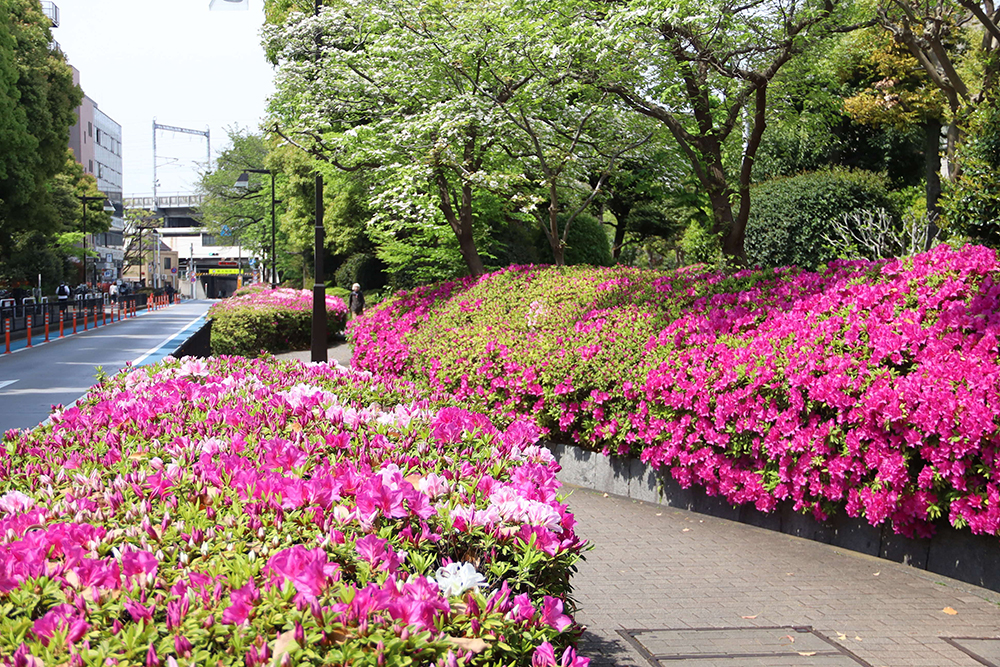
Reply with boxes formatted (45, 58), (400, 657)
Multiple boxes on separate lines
(1, 387), (91, 395)
(0, 380), (18, 390)
(130, 315), (206, 366)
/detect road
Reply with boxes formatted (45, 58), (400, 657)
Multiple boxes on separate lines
(0, 299), (213, 434)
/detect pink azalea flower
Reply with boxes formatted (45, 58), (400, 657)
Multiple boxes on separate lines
(221, 581), (260, 625)
(32, 604), (89, 646)
(265, 546), (339, 599)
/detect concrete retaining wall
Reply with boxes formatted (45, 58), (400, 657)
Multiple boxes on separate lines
(547, 442), (1000, 593)
(172, 320), (212, 358)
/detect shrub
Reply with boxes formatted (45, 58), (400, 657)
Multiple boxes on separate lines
(208, 287), (348, 356)
(941, 102), (1000, 247)
(334, 252), (386, 291)
(350, 244), (1000, 540)
(0, 356), (587, 666)
(232, 282), (271, 298)
(534, 213), (613, 267)
(745, 168), (898, 269)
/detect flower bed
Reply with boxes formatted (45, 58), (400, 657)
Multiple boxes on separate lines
(208, 288), (348, 357)
(350, 244), (1000, 540)
(0, 357), (587, 666)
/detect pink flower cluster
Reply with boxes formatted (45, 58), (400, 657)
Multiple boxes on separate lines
(209, 286), (348, 317)
(0, 356), (586, 666)
(350, 244), (1000, 539)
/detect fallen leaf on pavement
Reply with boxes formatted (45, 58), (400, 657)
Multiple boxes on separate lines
(741, 615), (758, 619)
(943, 607), (958, 615)
(798, 652), (817, 657)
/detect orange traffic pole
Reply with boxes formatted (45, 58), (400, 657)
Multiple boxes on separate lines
(44, 310), (49, 343)
(102, 304), (107, 326)
(83, 308), (88, 331)
(59, 311), (64, 338)
(4, 318), (9, 354)
(25, 315), (32, 348)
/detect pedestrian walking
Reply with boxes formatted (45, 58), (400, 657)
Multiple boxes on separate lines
(56, 281), (70, 312)
(349, 283), (365, 317)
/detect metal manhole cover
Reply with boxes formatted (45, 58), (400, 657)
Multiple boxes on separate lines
(618, 626), (872, 666)
(942, 637), (1000, 666)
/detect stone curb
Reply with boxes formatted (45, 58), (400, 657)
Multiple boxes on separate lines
(546, 441), (1000, 593)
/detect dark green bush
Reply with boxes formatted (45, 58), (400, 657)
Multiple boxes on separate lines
(334, 252), (386, 291)
(535, 212), (613, 266)
(745, 169), (898, 269)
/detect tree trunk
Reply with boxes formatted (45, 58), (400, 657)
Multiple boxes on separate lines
(549, 197), (564, 266)
(924, 118), (942, 249)
(702, 147), (742, 262)
(456, 222), (485, 276)
(435, 169), (485, 277)
(609, 202), (631, 261)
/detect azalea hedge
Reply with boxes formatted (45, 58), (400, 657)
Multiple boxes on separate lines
(350, 244), (1000, 540)
(208, 288), (348, 357)
(0, 357), (588, 666)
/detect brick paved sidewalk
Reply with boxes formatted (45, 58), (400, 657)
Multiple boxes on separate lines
(567, 486), (1000, 667)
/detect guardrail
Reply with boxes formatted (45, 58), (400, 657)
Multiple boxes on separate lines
(1, 293), (183, 354)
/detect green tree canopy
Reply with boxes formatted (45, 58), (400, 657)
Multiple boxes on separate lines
(0, 0), (82, 285)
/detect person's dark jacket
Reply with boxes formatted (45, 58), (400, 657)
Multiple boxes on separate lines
(349, 290), (365, 315)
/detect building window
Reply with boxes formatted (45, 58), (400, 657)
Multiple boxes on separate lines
(88, 159), (93, 173)
(88, 122), (92, 137)
(96, 129), (101, 145)
(164, 258), (171, 270)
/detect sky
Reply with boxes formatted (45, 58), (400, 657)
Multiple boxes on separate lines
(51, 0), (276, 197)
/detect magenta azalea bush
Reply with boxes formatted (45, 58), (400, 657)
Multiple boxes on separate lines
(350, 244), (1000, 540)
(0, 356), (587, 666)
(208, 288), (348, 357)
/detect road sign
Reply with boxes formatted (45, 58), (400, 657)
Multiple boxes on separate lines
(209, 268), (241, 275)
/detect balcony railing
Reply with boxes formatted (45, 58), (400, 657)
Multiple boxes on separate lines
(41, 1), (59, 27)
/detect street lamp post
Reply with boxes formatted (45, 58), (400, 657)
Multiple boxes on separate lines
(234, 169), (277, 288)
(78, 196), (114, 288)
(311, 174), (326, 362)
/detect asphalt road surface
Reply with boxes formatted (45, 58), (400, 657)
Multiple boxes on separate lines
(0, 299), (212, 434)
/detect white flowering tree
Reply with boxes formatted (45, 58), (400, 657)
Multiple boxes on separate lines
(263, 0), (654, 274)
(576, 0), (869, 263)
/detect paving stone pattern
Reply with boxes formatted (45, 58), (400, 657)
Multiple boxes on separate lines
(567, 486), (1000, 667)
(621, 626), (866, 665)
(942, 638), (1000, 666)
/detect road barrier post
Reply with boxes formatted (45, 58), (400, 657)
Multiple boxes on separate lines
(44, 310), (50, 343)
(25, 315), (32, 348)
(4, 319), (9, 354)
(59, 311), (64, 338)
(83, 307), (88, 331)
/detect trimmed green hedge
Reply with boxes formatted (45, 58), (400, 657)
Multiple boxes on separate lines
(208, 288), (348, 357)
(746, 169), (898, 269)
